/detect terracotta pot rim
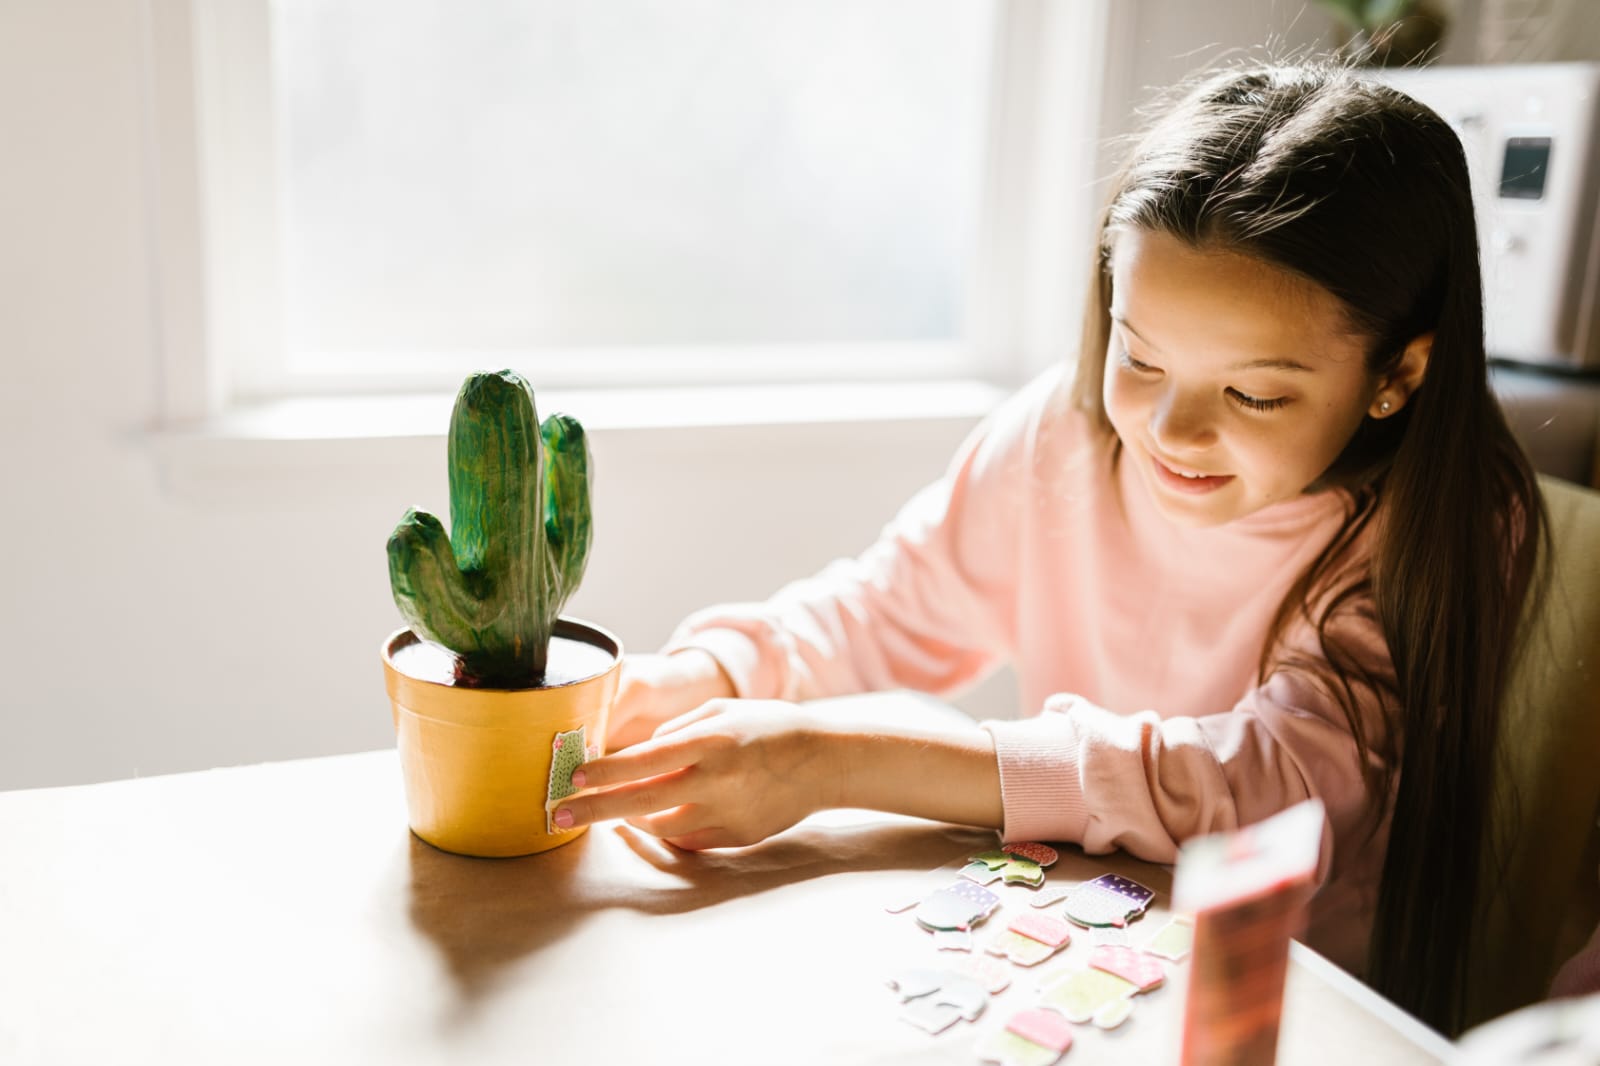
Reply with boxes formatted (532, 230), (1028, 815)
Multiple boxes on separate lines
(381, 616), (623, 693)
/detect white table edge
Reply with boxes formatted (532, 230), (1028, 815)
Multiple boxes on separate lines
(1289, 941), (1457, 1061)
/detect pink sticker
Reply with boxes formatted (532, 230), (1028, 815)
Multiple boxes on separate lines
(1009, 911), (1073, 948)
(1089, 944), (1166, 992)
(959, 955), (1013, 994)
(1003, 842), (1060, 867)
(1007, 1008), (1075, 1051)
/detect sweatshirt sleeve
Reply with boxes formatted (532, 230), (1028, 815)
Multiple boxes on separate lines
(660, 377), (1054, 702)
(981, 596), (1395, 881)
(1551, 872), (1600, 998)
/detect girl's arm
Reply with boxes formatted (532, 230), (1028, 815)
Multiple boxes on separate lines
(554, 700), (1003, 849)
(653, 373), (1064, 708)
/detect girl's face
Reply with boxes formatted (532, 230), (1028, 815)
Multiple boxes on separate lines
(1103, 229), (1381, 528)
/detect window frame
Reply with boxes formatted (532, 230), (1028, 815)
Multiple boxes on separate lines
(147, 0), (1124, 423)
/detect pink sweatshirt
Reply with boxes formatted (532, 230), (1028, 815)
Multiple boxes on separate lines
(666, 366), (1397, 975)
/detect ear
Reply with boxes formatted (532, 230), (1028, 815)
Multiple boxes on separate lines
(1369, 331), (1432, 419)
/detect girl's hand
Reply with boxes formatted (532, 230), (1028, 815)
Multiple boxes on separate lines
(604, 649), (736, 752)
(555, 700), (839, 851)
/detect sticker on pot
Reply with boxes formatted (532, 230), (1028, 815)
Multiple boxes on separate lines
(545, 726), (589, 833)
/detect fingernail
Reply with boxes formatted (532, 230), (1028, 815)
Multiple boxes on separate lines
(571, 769), (587, 790)
(553, 807), (575, 829)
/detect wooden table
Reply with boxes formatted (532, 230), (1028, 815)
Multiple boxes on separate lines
(0, 748), (1455, 1065)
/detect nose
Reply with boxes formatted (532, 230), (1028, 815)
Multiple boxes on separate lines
(1148, 386), (1219, 455)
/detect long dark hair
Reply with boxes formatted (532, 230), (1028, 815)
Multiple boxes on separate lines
(1070, 62), (1547, 1034)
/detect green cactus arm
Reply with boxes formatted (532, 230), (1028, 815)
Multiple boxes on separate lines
(386, 508), (497, 652)
(539, 412), (593, 620)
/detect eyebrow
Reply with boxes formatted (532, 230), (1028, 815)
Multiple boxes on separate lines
(1110, 313), (1315, 373)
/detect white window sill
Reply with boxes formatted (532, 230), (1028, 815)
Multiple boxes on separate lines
(145, 379), (1009, 503)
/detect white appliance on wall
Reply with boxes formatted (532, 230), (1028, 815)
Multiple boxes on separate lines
(1378, 62), (1600, 485)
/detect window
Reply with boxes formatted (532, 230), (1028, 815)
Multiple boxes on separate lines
(167, 2), (1114, 412)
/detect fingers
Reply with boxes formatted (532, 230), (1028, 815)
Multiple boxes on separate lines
(651, 699), (728, 738)
(664, 827), (743, 851)
(576, 732), (703, 792)
(556, 767), (694, 829)
(625, 808), (740, 852)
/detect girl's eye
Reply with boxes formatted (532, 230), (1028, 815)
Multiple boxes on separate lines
(1227, 387), (1290, 412)
(1118, 349), (1158, 374)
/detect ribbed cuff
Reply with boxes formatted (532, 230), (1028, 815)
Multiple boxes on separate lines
(663, 628), (767, 700)
(980, 709), (1090, 845)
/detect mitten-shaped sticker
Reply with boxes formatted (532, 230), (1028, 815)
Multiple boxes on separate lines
(887, 968), (990, 1034)
(915, 880), (1001, 933)
(1089, 944), (1165, 992)
(976, 1008), (1075, 1066)
(1141, 916), (1195, 961)
(1038, 967), (1139, 1028)
(986, 912), (1074, 967)
(1063, 873), (1155, 928)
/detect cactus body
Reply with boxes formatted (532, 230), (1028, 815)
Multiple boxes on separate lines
(386, 370), (593, 686)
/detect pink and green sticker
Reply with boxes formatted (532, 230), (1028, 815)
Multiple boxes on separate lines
(976, 1008), (1074, 1066)
(986, 912), (1074, 967)
(544, 726), (590, 833)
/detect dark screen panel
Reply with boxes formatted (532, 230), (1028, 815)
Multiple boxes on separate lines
(1499, 137), (1552, 200)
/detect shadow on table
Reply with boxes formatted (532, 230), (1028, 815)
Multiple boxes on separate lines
(406, 815), (992, 1006)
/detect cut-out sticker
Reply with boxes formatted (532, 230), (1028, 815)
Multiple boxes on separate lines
(1063, 873), (1155, 929)
(1003, 863), (1046, 888)
(887, 968), (988, 1034)
(1089, 944), (1165, 992)
(986, 912), (1074, 967)
(902, 999), (964, 1035)
(934, 928), (974, 952)
(915, 880), (1001, 932)
(1090, 926), (1129, 947)
(959, 955), (1014, 994)
(885, 969), (945, 1001)
(1030, 883), (1078, 909)
(976, 1008), (1075, 1066)
(544, 726), (588, 833)
(961, 861), (1004, 886)
(969, 849), (1014, 871)
(1002, 842), (1060, 868)
(970, 849), (1045, 887)
(1093, 996), (1134, 1029)
(1141, 915), (1195, 961)
(1038, 967), (1139, 1027)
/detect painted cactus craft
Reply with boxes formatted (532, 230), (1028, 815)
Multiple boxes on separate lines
(386, 370), (593, 687)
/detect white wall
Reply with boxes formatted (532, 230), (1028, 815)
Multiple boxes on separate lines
(0, 1), (1334, 791)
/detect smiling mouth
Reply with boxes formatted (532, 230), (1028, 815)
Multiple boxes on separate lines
(1150, 453), (1235, 494)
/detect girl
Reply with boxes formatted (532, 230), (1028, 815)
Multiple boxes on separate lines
(552, 61), (1546, 1035)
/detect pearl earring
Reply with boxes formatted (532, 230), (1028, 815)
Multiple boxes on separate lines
(1379, 400), (1392, 414)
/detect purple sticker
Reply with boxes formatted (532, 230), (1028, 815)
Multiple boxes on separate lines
(1063, 874), (1155, 929)
(915, 880), (1001, 932)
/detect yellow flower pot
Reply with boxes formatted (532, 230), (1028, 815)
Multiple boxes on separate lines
(381, 618), (621, 857)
